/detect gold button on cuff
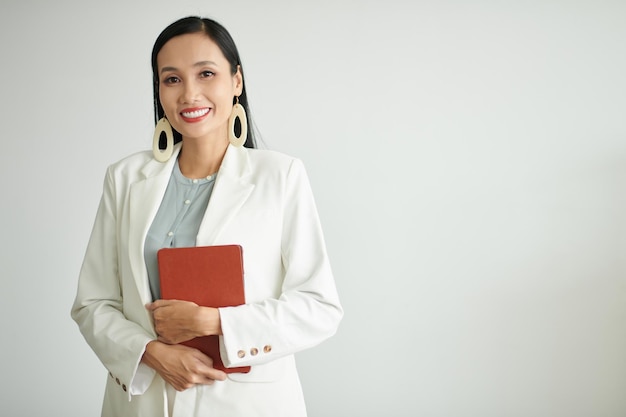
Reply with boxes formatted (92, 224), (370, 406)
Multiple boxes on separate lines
(250, 347), (259, 356)
(263, 345), (272, 353)
(237, 350), (246, 358)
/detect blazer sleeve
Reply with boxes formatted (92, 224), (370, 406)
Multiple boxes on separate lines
(218, 158), (343, 367)
(71, 167), (155, 399)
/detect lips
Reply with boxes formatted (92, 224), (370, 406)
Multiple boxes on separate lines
(180, 107), (211, 122)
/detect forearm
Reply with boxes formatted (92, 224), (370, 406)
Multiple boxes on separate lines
(197, 306), (222, 336)
(141, 340), (166, 369)
(218, 289), (343, 367)
(148, 301), (223, 344)
(140, 340), (227, 391)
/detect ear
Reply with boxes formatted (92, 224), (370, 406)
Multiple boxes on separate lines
(233, 65), (243, 96)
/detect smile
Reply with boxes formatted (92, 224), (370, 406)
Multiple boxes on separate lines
(180, 108), (211, 121)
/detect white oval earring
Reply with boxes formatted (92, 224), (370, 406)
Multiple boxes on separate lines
(228, 97), (248, 147)
(152, 118), (174, 162)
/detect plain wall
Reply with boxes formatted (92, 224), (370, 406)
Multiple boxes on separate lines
(1, 0), (625, 416)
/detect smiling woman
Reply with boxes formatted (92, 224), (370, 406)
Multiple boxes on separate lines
(151, 17), (255, 149)
(71, 16), (343, 417)
(157, 33), (242, 154)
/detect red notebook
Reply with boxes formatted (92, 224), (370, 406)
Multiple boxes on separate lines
(157, 244), (250, 374)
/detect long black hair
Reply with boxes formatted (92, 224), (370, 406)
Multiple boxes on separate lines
(151, 16), (256, 148)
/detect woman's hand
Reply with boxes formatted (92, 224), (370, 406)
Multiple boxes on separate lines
(142, 341), (226, 391)
(146, 300), (221, 344)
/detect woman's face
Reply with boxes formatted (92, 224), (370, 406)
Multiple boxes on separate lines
(157, 32), (242, 143)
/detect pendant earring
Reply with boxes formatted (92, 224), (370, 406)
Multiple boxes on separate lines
(228, 97), (248, 147)
(152, 118), (174, 162)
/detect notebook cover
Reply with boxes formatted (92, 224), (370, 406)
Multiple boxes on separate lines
(157, 244), (250, 374)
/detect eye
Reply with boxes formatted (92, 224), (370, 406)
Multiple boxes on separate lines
(200, 70), (215, 78)
(163, 76), (180, 84)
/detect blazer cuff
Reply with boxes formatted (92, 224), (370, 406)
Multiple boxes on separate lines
(129, 363), (156, 396)
(128, 340), (156, 397)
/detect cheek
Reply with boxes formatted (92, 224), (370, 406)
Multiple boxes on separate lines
(159, 85), (175, 103)
(213, 88), (235, 112)
(208, 80), (236, 102)
(159, 89), (177, 116)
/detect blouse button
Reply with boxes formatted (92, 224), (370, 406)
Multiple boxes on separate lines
(167, 231), (174, 237)
(237, 350), (246, 358)
(184, 199), (191, 205)
(192, 179), (198, 184)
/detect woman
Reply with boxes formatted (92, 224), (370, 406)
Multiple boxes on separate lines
(71, 16), (343, 417)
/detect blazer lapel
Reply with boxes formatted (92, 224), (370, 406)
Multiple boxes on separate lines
(196, 145), (255, 246)
(128, 144), (181, 301)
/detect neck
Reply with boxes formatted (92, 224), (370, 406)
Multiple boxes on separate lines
(178, 137), (229, 179)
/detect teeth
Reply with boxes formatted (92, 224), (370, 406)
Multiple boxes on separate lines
(182, 108), (210, 118)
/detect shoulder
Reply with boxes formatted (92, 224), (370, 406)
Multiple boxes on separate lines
(244, 148), (306, 176)
(239, 148), (313, 194)
(103, 145), (178, 185)
(107, 150), (154, 175)
(246, 148), (298, 167)
(99, 150), (160, 192)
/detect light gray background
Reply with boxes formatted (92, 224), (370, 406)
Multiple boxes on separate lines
(1, 0), (625, 416)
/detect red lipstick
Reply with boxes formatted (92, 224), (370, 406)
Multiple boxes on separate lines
(180, 107), (211, 123)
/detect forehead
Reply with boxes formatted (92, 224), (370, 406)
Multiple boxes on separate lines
(157, 32), (227, 69)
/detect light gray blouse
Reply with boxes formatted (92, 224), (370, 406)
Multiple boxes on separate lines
(143, 160), (216, 300)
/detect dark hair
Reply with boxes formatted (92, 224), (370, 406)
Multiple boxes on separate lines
(151, 16), (256, 148)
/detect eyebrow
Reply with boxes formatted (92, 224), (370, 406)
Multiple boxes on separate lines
(160, 61), (219, 74)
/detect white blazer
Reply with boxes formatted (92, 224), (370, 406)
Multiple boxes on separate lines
(71, 143), (343, 417)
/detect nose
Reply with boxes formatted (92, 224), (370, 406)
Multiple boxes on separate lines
(181, 79), (200, 104)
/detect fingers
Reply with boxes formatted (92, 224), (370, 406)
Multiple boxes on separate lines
(191, 350), (227, 382)
(147, 300), (203, 344)
(169, 352), (226, 390)
(146, 343), (227, 390)
(146, 299), (170, 311)
(146, 299), (198, 310)
(202, 365), (227, 382)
